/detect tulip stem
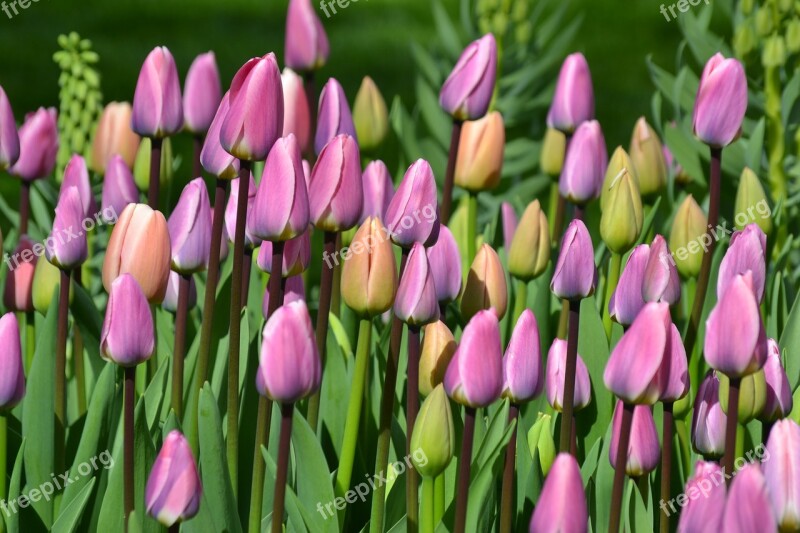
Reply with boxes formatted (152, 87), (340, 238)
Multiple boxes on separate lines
(420, 476), (435, 533)
(307, 231), (338, 433)
(548, 182), (562, 245)
(272, 403), (294, 533)
(722, 377), (740, 485)
(19, 181), (30, 236)
(124, 365), (136, 526)
(602, 252), (622, 340)
(0, 414), (6, 504)
(499, 403), (519, 533)
(304, 72), (317, 158)
(512, 279), (528, 324)
(73, 324), (86, 416)
(192, 134), (203, 179)
(433, 474), (444, 524)
(55, 269), (70, 487)
(147, 138), (163, 210)
(453, 406), (476, 533)
(227, 161), (252, 497)
(406, 325), (421, 533)
(441, 120), (463, 225)
(609, 401), (633, 533)
(659, 402), (673, 533)
(242, 248), (254, 310)
(466, 192), (477, 267)
(559, 300), (581, 454)
(762, 420), (773, 444)
(172, 273), (191, 419)
(24, 310), (34, 374)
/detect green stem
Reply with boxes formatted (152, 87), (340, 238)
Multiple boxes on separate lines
(0, 414), (6, 503)
(433, 474), (445, 525)
(124, 365), (136, 525)
(406, 326), (421, 533)
(420, 477), (435, 533)
(172, 274), (190, 419)
(466, 192), (478, 267)
(55, 269), (70, 499)
(512, 279), (528, 324)
(602, 252), (622, 340)
(24, 310), (34, 374)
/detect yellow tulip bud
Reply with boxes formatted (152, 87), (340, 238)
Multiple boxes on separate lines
(508, 200), (550, 281)
(719, 370), (766, 424)
(341, 217), (398, 317)
(454, 111), (505, 192)
(600, 149), (643, 253)
(540, 127), (566, 178)
(734, 168), (773, 234)
(629, 117), (667, 197)
(461, 243), (508, 321)
(410, 384), (455, 478)
(352, 76), (389, 152)
(669, 195), (708, 278)
(134, 137), (173, 192)
(32, 255), (73, 314)
(419, 321), (456, 396)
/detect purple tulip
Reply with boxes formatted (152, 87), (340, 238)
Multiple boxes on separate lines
(251, 134), (309, 241)
(284, 0), (330, 72)
(0, 313), (25, 410)
(183, 52), (222, 135)
(528, 453), (588, 533)
(547, 53), (595, 134)
(394, 243), (440, 326)
(608, 244), (649, 326)
(168, 178), (212, 274)
(642, 234), (680, 304)
(46, 186), (88, 270)
(502, 310), (543, 403)
(200, 92), (240, 180)
(705, 272), (768, 378)
(551, 219), (596, 300)
(9, 107), (58, 181)
(315, 78), (357, 155)
(425, 225), (462, 303)
(762, 339), (793, 421)
(559, 120), (607, 205)
(693, 53), (748, 148)
(385, 159), (439, 248)
(439, 34), (497, 121)
(677, 461), (726, 532)
(361, 160), (394, 222)
(220, 53), (283, 161)
(721, 464), (776, 532)
(100, 274), (155, 367)
(717, 223), (767, 302)
(691, 371), (727, 458)
(609, 401), (660, 476)
(501, 202), (518, 251)
(660, 323), (690, 402)
(59, 154), (97, 219)
(444, 310), (503, 408)
(162, 271), (197, 314)
(0, 85), (19, 171)
(546, 339), (591, 412)
(256, 300), (321, 402)
(145, 431), (202, 526)
(263, 275), (305, 320)
(131, 47), (183, 138)
(764, 419), (800, 529)
(308, 134), (363, 232)
(282, 68), (311, 153)
(102, 155), (139, 216)
(256, 230), (311, 278)
(225, 173), (262, 249)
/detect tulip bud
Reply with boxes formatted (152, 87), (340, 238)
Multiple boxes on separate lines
(281, 68), (311, 154)
(540, 127), (566, 177)
(609, 401), (660, 476)
(669, 195), (708, 278)
(693, 53), (748, 148)
(257, 230), (311, 278)
(46, 186), (88, 270)
(502, 310), (543, 403)
(546, 339), (591, 412)
(284, 0), (330, 72)
(643, 235), (681, 305)
(547, 52), (595, 134)
(660, 324), (690, 402)
(102, 155), (139, 216)
(201, 92), (240, 180)
(168, 178), (211, 274)
(629, 117), (668, 196)
(145, 431), (202, 526)
(0, 314), (25, 410)
(500, 202), (517, 251)
(608, 245), (649, 327)
(528, 453), (588, 532)
(341, 217), (398, 317)
(32, 255), (73, 314)
(9, 107), (58, 181)
(599, 147), (638, 212)
(353, 76), (388, 152)
(551, 219), (596, 301)
(394, 243), (439, 326)
(461, 243), (508, 321)
(454, 111), (505, 192)
(734, 168), (772, 234)
(100, 274), (155, 367)
(717, 223), (767, 302)
(721, 464), (776, 531)
(132, 47), (183, 138)
(691, 371), (727, 458)
(419, 320), (456, 396)
(677, 462), (726, 532)
(444, 310), (503, 408)
(763, 35), (787, 68)
(600, 164), (642, 253)
(526, 414), (557, 476)
(308, 134), (363, 232)
(761, 339), (793, 421)
(103, 203), (171, 303)
(162, 271), (197, 314)
(315, 78), (357, 155)
(718, 370), (766, 423)
(439, 34), (497, 121)
(262, 275), (305, 320)
(508, 200), (550, 281)
(182, 52), (221, 136)
(0, 86), (19, 171)
(385, 159), (438, 248)
(221, 54), (284, 161)
(256, 300), (321, 402)
(410, 384), (455, 478)
(787, 19), (800, 53)
(424, 226), (461, 304)
(226, 174), (262, 250)
(60, 155), (97, 220)
(559, 120), (607, 205)
(133, 137), (174, 192)
(91, 102), (140, 173)
(764, 419), (800, 530)
(4, 237), (36, 312)
(361, 160), (394, 222)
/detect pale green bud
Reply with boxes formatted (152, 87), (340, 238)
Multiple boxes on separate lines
(410, 385), (455, 478)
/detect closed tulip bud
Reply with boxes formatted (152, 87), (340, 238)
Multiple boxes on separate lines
(599, 147), (638, 212)
(0, 86), (19, 171)
(717, 223), (767, 302)
(162, 271), (197, 314)
(353, 76), (388, 152)
(100, 274), (155, 366)
(133, 137), (174, 192)
(763, 35), (787, 68)
(341, 217), (397, 317)
(410, 384), (455, 478)
(221, 54), (283, 161)
(721, 464), (776, 531)
(0, 314), (25, 410)
(444, 310), (503, 407)
(761, 339), (793, 421)
(547, 52), (595, 134)
(102, 155), (139, 216)
(787, 19), (800, 53)
(439, 34), (497, 121)
(132, 47), (183, 138)
(609, 401), (660, 476)
(4, 237), (36, 312)
(281, 69), (311, 153)
(669, 195), (708, 278)
(60, 154), (97, 219)
(262, 275), (305, 320)
(527, 414), (557, 476)
(559, 120), (607, 205)
(182, 52), (221, 135)
(361, 160), (394, 222)
(677, 462), (726, 532)
(284, 0), (329, 72)
(500, 202), (517, 251)
(693, 53), (748, 148)
(315, 78), (357, 155)
(419, 320), (456, 396)
(508, 200), (550, 281)
(394, 243), (439, 326)
(145, 431), (202, 526)
(461, 243), (507, 321)
(201, 92), (240, 180)
(91, 102), (140, 173)
(256, 300), (321, 402)
(719, 370), (766, 423)
(103, 203), (171, 303)
(764, 419), (800, 529)
(691, 371), (727, 458)
(540, 127), (566, 177)
(168, 178), (211, 274)
(551, 219), (596, 301)
(546, 339), (591, 412)
(454, 111), (505, 192)
(425, 225), (462, 303)
(384, 159), (438, 247)
(608, 245), (649, 326)
(629, 117), (668, 196)
(257, 230), (311, 278)
(734, 168), (772, 234)
(673, 388), (692, 419)
(660, 323), (690, 402)
(600, 165), (642, 254)
(528, 453), (588, 533)
(226, 174), (262, 250)
(502, 310), (543, 403)
(9, 107), (58, 181)
(46, 186), (88, 270)
(308, 134), (363, 232)
(643, 235), (681, 304)
(32, 255), (73, 313)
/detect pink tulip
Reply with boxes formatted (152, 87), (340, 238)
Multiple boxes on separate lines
(315, 78), (357, 155)
(717, 223), (767, 302)
(676, 462), (726, 532)
(100, 274), (155, 367)
(439, 34), (497, 121)
(162, 271), (196, 314)
(361, 160), (394, 222)
(200, 92), (240, 180)
(284, 0), (330, 72)
(0, 313), (25, 410)
(145, 431), (202, 526)
(559, 120), (607, 205)
(256, 231), (311, 278)
(764, 419), (800, 530)
(528, 453), (588, 533)
(444, 309), (503, 408)
(691, 371), (727, 458)
(551, 219), (596, 300)
(608, 244), (649, 326)
(225, 174), (262, 250)
(102, 155), (139, 216)
(308, 134), (363, 232)
(0, 85), (19, 171)
(609, 401), (660, 476)
(721, 464), (776, 532)
(183, 52), (222, 135)
(546, 339), (591, 412)
(9, 107), (58, 181)
(642, 234), (680, 304)
(660, 323), (690, 402)
(46, 186), (88, 270)
(547, 53), (595, 134)
(394, 243), (440, 326)
(262, 275), (305, 320)
(762, 339), (793, 421)
(168, 178), (211, 274)
(502, 310), (543, 403)
(131, 47), (183, 138)
(693, 53), (748, 148)
(3, 237), (36, 312)
(501, 202), (518, 251)
(426, 225), (462, 303)
(281, 68), (311, 153)
(385, 159), (439, 248)
(59, 154), (97, 219)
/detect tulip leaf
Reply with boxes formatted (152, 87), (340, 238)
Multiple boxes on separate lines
(261, 447), (308, 533)
(431, 0), (462, 61)
(465, 419), (515, 532)
(780, 290), (800, 389)
(52, 478), (96, 533)
(329, 314), (353, 360)
(6, 439), (25, 533)
(410, 42), (442, 89)
(144, 357), (169, 432)
(474, 400), (510, 469)
(415, 77), (450, 150)
(319, 335), (350, 458)
(292, 409), (339, 533)
(663, 121), (706, 187)
(744, 118), (765, 171)
(593, 425), (615, 531)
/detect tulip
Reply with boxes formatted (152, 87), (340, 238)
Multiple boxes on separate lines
(4, 237), (37, 312)
(32, 256), (73, 314)
(761, 339), (793, 421)
(315, 78), (357, 155)
(419, 320), (456, 396)
(717, 223), (767, 302)
(361, 160), (393, 222)
(0, 313), (25, 410)
(508, 200), (550, 281)
(257, 231), (311, 278)
(559, 120), (607, 205)
(546, 339), (591, 412)
(353, 76), (388, 152)
(60, 154), (97, 219)
(660, 323), (690, 402)
(608, 245), (649, 326)
(547, 52), (594, 134)
(91, 102), (140, 173)
(551, 219), (596, 300)
(168, 178), (211, 274)
(609, 402), (660, 476)
(691, 371), (727, 458)
(131, 47), (183, 138)
(46, 186), (88, 270)
(734, 167), (772, 234)
(642, 235), (681, 304)
(102, 154), (139, 216)
(454, 111), (505, 192)
(132, 137), (174, 193)
(461, 243), (508, 321)
(225, 174), (262, 250)
(308, 134), (363, 232)
(9, 107), (58, 180)
(410, 384), (455, 478)
(256, 300), (321, 402)
(284, 0), (329, 72)
(629, 117), (668, 196)
(693, 53), (748, 148)
(0, 85), (19, 171)
(426, 225), (462, 304)
(341, 217), (397, 317)
(281, 68), (311, 153)
(540, 127), (566, 177)
(394, 243), (439, 326)
(221, 53), (283, 161)
(669, 195), (708, 278)
(528, 453), (588, 533)
(718, 370), (766, 423)
(103, 203), (171, 303)
(721, 464), (776, 531)
(439, 34), (497, 121)
(676, 462), (726, 532)
(385, 159), (438, 248)
(600, 167), (642, 255)
(501, 202), (518, 250)
(444, 310), (503, 407)
(764, 419), (800, 530)
(501, 310), (543, 403)
(183, 52), (221, 135)
(262, 275), (305, 320)
(200, 92), (240, 180)
(145, 431), (202, 526)
(100, 274), (155, 367)
(162, 271), (197, 314)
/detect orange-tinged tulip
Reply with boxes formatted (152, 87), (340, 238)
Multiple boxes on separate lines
(454, 111), (505, 192)
(341, 217), (397, 317)
(461, 243), (508, 321)
(91, 102), (141, 173)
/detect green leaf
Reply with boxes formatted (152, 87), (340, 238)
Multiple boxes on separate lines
(744, 118), (765, 171)
(415, 77), (451, 149)
(52, 478), (96, 533)
(432, 0), (462, 61)
(465, 419), (516, 531)
(261, 447), (308, 533)
(6, 439), (25, 533)
(144, 358), (169, 432)
(329, 314), (353, 360)
(292, 409), (339, 533)
(780, 290), (800, 389)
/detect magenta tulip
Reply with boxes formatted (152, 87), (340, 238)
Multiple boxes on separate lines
(608, 244), (649, 326)
(660, 323), (690, 402)
(225, 174), (262, 249)
(9, 107), (58, 181)
(546, 339), (591, 412)
(60, 154), (97, 219)
(559, 120), (607, 205)
(102, 154), (139, 216)
(444, 309), (503, 408)
(263, 275), (305, 320)
(168, 178), (212, 274)
(439, 34), (497, 121)
(46, 186), (88, 270)
(0, 313), (25, 410)
(131, 47), (183, 138)
(385, 159), (439, 248)
(528, 453), (588, 533)
(281, 68), (311, 153)
(551, 219), (596, 300)
(200, 92), (240, 180)
(642, 234), (680, 304)
(609, 401), (660, 476)
(721, 464), (776, 532)
(764, 419), (800, 530)
(361, 160), (394, 222)
(257, 230), (311, 278)
(284, 0), (330, 72)
(308, 134), (363, 232)
(677, 461), (726, 532)
(547, 53), (594, 134)
(693, 53), (748, 148)
(100, 274), (155, 367)
(3, 237), (36, 312)
(426, 225), (462, 303)
(717, 223), (767, 302)
(0, 85), (19, 171)
(691, 371), (727, 458)
(762, 339), (793, 421)
(145, 430), (202, 526)
(183, 52), (222, 135)
(394, 243), (439, 326)
(502, 310), (543, 403)
(162, 271), (196, 314)
(315, 78), (357, 154)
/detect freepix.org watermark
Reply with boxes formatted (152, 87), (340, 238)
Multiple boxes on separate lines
(319, 0), (367, 19)
(660, 0), (711, 22)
